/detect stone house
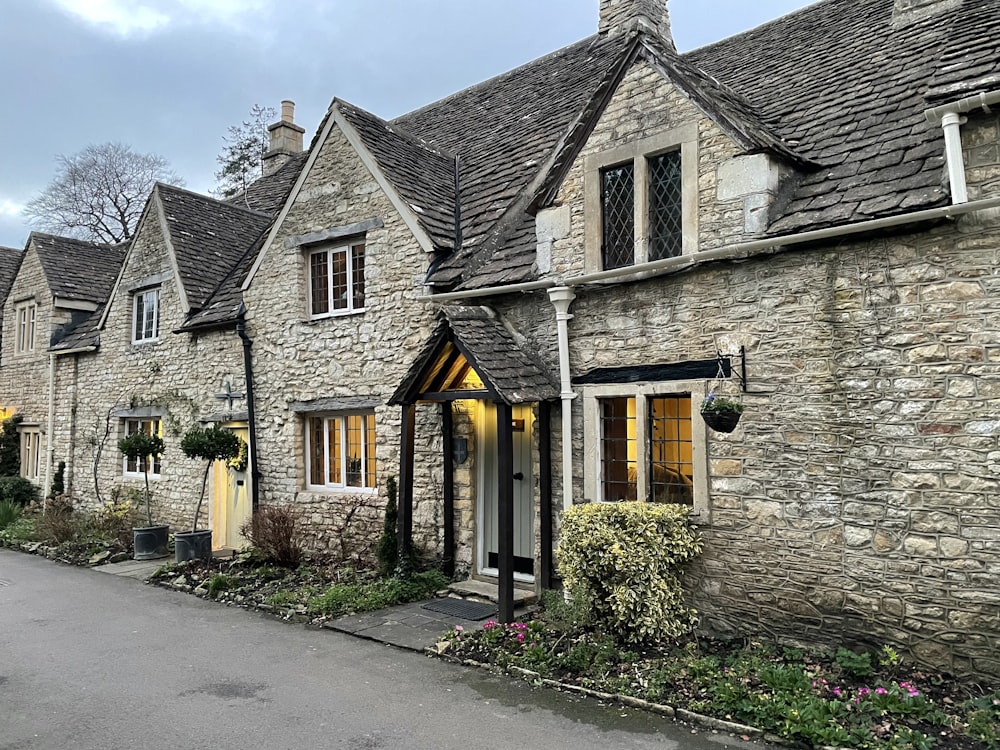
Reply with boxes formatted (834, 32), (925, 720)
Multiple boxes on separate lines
(0, 235), (123, 487)
(1, 0), (997, 680)
(241, 0), (1000, 678)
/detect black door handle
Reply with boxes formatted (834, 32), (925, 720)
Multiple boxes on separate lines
(513, 472), (524, 481)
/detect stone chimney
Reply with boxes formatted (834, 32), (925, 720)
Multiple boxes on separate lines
(599, 0), (674, 49)
(262, 100), (305, 176)
(892, 0), (962, 27)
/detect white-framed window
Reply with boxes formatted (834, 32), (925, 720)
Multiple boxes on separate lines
(585, 124), (698, 272)
(15, 302), (37, 354)
(122, 418), (163, 477)
(308, 242), (366, 318)
(19, 426), (41, 481)
(583, 382), (708, 516)
(305, 412), (376, 490)
(132, 288), (160, 343)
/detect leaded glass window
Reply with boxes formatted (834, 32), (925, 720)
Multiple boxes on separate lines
(648, 151), (682, 262)
(601, 163), (635, 270)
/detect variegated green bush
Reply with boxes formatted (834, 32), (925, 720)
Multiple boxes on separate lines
(557, 501), (702, 643)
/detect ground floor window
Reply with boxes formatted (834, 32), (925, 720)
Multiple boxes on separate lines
(122, 418), (163, 477)
(306, 413), (376, 490)
(585, 383), (705, 513)
(19, 426), (41, 481)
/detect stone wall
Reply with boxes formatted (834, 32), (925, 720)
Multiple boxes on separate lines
(488, 60), (1000, 677)
(244, 120), (445, 563)
(63, 201), (247, 532)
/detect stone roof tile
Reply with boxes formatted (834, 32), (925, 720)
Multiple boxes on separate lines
(0, 246), (23, 307)
(32, 233), (125, 305)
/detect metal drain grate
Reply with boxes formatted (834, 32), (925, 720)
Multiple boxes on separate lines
(421, 598), (497, 621)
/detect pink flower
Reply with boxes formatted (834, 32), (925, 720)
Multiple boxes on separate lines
(517, 633), (525, 643)
(875, 687), (888, 695)
(454, 625), (464, 632)
(833, 687), (843, 698)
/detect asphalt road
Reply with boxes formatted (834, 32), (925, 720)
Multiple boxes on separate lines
(1, 549), (768, 750)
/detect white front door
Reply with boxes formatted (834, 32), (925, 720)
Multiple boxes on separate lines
(478, 403), (534, 580)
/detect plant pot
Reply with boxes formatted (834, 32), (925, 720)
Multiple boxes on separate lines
(133, 525), (169, 560)
(174, 529), (213, 563)
(701, 410), (742, 433)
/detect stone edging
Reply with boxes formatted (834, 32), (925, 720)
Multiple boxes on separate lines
(428, 651), (804, 747)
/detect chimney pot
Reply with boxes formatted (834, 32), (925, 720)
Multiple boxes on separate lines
(281, 100), (295, 123)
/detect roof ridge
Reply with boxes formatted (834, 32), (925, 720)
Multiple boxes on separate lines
(156, 181), (272, 219)
(392, 33), (606, 128)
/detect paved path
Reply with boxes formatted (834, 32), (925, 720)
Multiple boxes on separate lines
(1, 550), (771, 749)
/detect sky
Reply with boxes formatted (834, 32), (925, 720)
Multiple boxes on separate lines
(0, 0), (814, 250)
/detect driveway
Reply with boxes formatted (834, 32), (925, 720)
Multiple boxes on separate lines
(0, 550), (768, 750)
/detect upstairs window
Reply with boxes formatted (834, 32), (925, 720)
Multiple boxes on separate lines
(309, 242), (366, 318)
(601, 164), (636, 270)
(122, 418), (163, 477)
(306, 413), (376, 490)
(132, 289), (159, 343)
(585, 125), (697, 274)
(15, 302), (36, 354)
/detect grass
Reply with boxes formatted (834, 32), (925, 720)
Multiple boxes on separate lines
(0, 500), (22, 530)
(441, 592), (999, 750)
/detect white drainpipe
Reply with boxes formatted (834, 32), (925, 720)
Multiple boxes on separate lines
(941, 111), (969, 205)
(925, 91), (1000, 206)
(547, 286), (576, 511)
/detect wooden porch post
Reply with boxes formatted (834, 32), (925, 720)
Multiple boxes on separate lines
(496, 401), (515, 623)
(441, 402), (455, 578)
(398, 403), (416, 560)
(538, 400), (553, 590)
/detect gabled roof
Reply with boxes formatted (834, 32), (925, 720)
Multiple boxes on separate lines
(49, 306), (103, 353)
(31, 233), (124, 305)
(339, 0), (995, 291)
(156, 184), (273, 311)
(226, 152), (309, 215)
(390, 306), (558, 406)
(0, 246), (22, 306)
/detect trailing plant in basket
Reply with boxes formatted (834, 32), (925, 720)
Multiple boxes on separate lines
(117, 430), (165, 526)
(180, 425), (240, 532)
(699, 393), (744, 414)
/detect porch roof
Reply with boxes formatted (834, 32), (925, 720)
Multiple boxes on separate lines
(389, 306), (558, 406)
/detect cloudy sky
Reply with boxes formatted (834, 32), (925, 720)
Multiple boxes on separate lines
(0, 0), (813, 250)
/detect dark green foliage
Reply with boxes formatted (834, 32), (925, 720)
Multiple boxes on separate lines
(240, 505), (303, 568)
(0, 414), (23, 476)
(836, 647), (875, 678)
(118, 431), (165, 526)
(307, 569), (448, 617)
(0, 476), (39, 506)
(376, 476), (399, 576)
(0, 500), (22, 530)
(180, 425), (241, 532)
(49, 461), (66, 499)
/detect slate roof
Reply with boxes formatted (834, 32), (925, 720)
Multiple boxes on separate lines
(32, 233), (125, 305)
(390, 306), (558, 405)
(226, 152), (309, 215)
(156, 184), (272, 311)
(49, 306), (103, 352)
(0, 246), (22, 307)
(340, 0), (996, 291)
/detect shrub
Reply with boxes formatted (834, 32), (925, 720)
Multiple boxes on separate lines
(48, 461), (66, 499)
(36, 497), (77, 544)
(376, 475), (398, 575)
(0, 414), (23, 477)
(557, 501), (701, 643)
(307, 569), (448, 617)
(180, 425), (240, 532)
(0, 476), (39, 506)
(117, 430), (165, 526)
(240, 505), (303, 567)
(0, 500), (22, 530)
(1, 514), (39, 541)
(93, 491), (141, 546)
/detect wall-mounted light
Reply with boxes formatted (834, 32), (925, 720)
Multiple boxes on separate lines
(452, 437), (468, 465)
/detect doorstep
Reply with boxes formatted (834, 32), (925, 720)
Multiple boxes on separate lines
(447, 578), (537, 606)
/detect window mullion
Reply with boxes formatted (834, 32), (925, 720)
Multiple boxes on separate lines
(635, 156), (649, 265)
(635, 396), (649, 501)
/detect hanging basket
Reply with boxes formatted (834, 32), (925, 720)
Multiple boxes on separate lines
(700, 409), (742, 433)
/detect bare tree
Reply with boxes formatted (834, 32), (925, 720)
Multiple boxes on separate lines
(24, 142), (183, 244)
(213, 104), (276, 199)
